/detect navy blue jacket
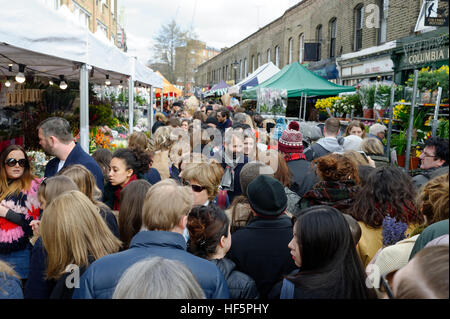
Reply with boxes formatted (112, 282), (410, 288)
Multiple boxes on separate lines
(72, 231), (230, 299)
(44, 143), (104, 194)
(221, 155), (249, 204)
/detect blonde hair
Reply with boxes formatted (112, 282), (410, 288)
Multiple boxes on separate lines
(0, 260), (20, 279)
(128, 132), (149, 151)
(360, 138), (384, 156)
(154, 112), (167, 122)
(181, 161), (224, 200)
(149, 126), (174, 151)
(342, 150), (369, 166)
(37, 175), (79, 208)
(142, 179), (193, 231)
(41, 190), (121, 280)
(58, 164), (105, 208)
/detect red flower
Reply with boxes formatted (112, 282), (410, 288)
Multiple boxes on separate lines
(28, 205), (40, 220)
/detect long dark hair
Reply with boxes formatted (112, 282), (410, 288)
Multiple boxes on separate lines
(350, 166), (423, 228)
(288, 205), (375, 299)
(187, 204), (230, 259)
(118, 179), (152, 249)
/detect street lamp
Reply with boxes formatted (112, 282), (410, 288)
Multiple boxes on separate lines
(232, 60), (239, 85)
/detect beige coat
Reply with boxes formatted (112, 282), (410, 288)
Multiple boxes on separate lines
(151, 150), (170, 180)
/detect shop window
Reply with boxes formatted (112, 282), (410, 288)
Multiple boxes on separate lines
(378, 0), (388, 45)
(257, 53), (261, 68)
(267, 48), (271, 63)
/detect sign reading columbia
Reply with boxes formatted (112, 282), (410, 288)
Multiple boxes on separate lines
(405, 46), (449, 65)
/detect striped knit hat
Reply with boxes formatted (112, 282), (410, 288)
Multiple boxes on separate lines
(278, 121), (304, 154)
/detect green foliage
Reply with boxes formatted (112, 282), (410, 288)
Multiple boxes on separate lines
(134, 95), (145, 106)
(89, 104), (117, 127)
(41, 84), (77, 113)
(406, 66), (449, 97)
(437, 118), (449, 140)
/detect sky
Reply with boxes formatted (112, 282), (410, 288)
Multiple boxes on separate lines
(119, 0), (301, 64)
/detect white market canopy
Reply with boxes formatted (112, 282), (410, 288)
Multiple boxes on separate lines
(0, 0), (162, 150)
(228, 62), (280, 96)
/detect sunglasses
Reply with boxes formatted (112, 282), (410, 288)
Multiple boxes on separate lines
(182, 179), (206, 193)
(5, 158), (28, 168)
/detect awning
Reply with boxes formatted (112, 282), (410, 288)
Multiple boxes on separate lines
(154, 71), (182, 98)
(203, 80), (229, 97)
(228, 62), (280, 95)
(242, 62), (355, 99)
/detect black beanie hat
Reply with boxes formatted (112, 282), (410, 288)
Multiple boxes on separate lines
(246, 175), (287, 217)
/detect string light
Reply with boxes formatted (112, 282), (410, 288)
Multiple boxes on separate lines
(4, 77), (11, 87)
(118, 80), (123, 89)
(105, 74), (111, 86)
(59, 75), (67, 90)
(15, 64), (26, 83)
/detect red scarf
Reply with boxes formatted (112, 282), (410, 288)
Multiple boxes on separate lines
(284, 152), (306, 162)
(113, 174), (138, 210)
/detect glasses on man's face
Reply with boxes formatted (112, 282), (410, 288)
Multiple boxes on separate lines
(182, 179), (206, 193)
(5, 158), (28, 168)
(379, 270), (397, 299)
(420, 151), (436, 159)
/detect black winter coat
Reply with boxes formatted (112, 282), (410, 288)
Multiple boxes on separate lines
(227, 215), (297, 298)
(287, 159), (319, 198)
(210, 258), (259, 299)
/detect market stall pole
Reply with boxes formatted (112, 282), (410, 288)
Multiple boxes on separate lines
(385, 86), (396, 162)
(404, 69), (418, 172)
(431, 87), (443, 137)
(303, 93), (307, 121)
(148, 86), (154, 137)
(128, 77), (134, 134)
(80, 64), (89, 153)
(299, 93), (303, 121)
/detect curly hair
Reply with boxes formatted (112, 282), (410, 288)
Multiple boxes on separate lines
(416, 173), (449, 225)
(187, 205), (230, 259)
(350, 167), (423, 228)
(313, 153), (360, 184)
(112, 148), (151, 176)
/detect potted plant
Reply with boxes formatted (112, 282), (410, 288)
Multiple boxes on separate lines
(357, 85), (375, 119)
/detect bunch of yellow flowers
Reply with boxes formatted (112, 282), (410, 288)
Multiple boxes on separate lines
(314, 96), (341, 111)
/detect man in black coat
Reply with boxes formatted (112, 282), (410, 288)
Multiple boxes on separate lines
(227, 175), (297, 298)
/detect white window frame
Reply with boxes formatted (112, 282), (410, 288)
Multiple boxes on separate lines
(267, 48), (271, 63)
(97, 19), (108, 38)
(257, 53), (261, 68)
(299, 34), (304, 63)
(288, 38), (293, 64)
(73, 1), (91, 28)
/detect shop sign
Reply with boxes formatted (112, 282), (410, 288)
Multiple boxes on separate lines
(424, 0), (449, 27)
(403, 46), (449, 67)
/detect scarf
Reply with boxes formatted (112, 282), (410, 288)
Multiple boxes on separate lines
(284, 152), (306, 162)
(113, 174), (138, 210)
(302, 180), (360, 211)
(220, 153), (241, 192)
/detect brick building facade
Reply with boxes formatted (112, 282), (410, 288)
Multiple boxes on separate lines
(195, 0), (448, 89)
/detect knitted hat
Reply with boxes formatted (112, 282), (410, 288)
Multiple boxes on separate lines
(278, 121), (303, 154)
(246, 175), (287, 216)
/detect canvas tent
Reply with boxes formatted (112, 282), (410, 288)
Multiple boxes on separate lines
(203, 80), (229, 97)
(154, 71), (182, 98)
(228, 62), (280, 96)
(0, 0), (163, 151)
(242, 62), (355, 99)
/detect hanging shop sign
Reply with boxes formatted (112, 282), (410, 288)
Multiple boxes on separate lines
(424, 0), (449, 27)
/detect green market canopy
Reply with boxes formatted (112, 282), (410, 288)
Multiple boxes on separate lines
(203, 80), (230, 97)
(242, 61), (355, 99)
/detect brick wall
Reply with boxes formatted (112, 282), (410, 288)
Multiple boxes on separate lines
(195, 0), (426, 88)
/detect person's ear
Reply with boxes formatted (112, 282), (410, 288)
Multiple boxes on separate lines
(126, 168), (133, 178)
(179, 215), (188, 229)
(218, 235), (226, 248)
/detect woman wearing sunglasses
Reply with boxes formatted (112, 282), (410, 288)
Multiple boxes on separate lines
(180, 160), (224, 207)
(0, 145), (41, 282)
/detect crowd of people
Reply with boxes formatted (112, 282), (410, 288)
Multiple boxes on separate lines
(0, 98), (448, 300)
